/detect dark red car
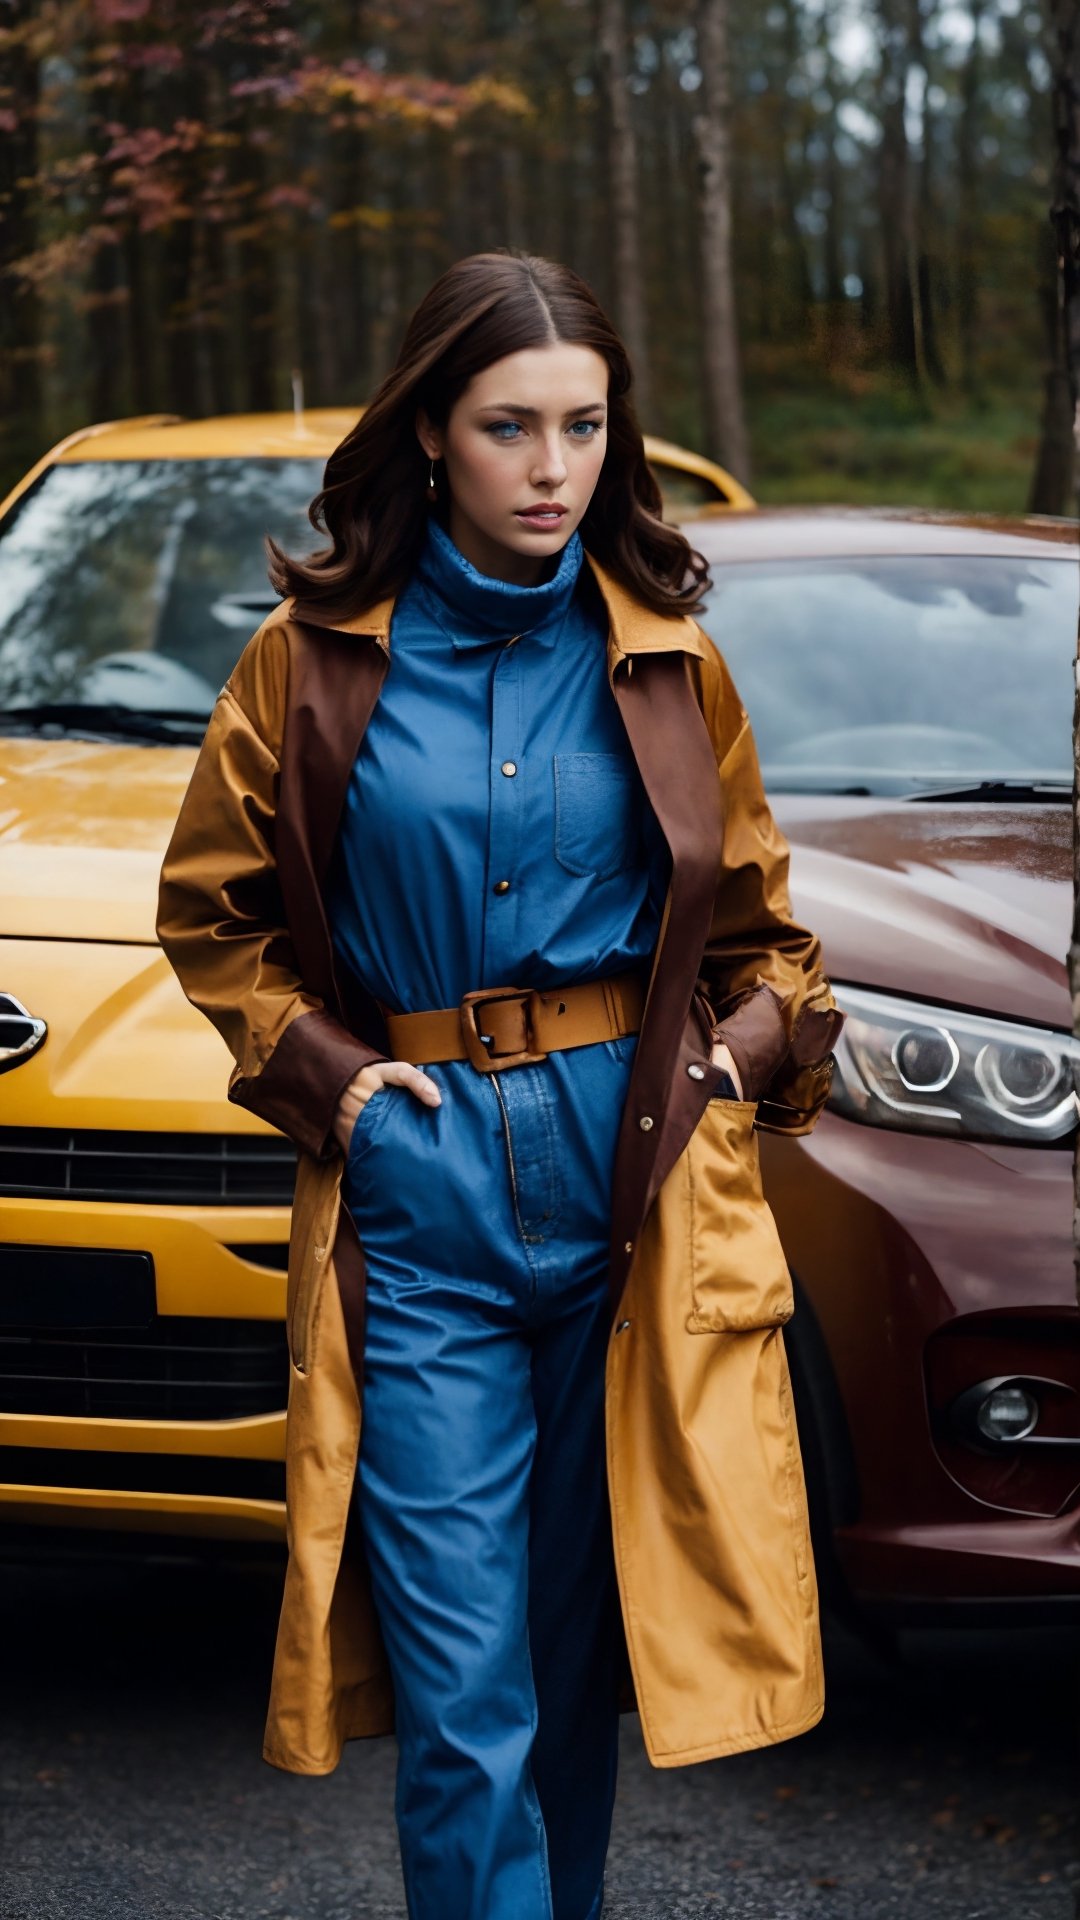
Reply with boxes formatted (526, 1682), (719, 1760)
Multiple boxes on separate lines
(690, 506), (1079, 1624)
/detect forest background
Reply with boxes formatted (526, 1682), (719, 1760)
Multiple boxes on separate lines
(0, 0), (1067, 516)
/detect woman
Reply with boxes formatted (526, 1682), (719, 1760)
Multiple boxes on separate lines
(156, 248), (844, 1920)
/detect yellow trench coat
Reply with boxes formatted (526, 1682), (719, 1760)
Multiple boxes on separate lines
(156, 546), (845, 1776)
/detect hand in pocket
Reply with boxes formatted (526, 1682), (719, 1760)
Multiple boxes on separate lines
(332, 1059), (442, 1156)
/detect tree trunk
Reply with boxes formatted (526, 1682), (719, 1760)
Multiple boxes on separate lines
(817, 1), (848, 368)
(596, 0), (654, 427)
(122, 226), (158, 413)
(779, 0), (816, 336)
(909, 0), (946, 385)
(777, 137), (816, 325)
(874, 1), (919, 383)
(0, 1), (43, 466)
(956, 0), (985, 396)
(1029, 218), (1076, 511)
(87, 231), (126, 424)
(692, 0), (750, 483)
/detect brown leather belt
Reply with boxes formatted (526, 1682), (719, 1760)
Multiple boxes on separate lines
(381, 968), (647, 1073)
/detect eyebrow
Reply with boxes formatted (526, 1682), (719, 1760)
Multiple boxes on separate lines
(475, 402), (607, 418)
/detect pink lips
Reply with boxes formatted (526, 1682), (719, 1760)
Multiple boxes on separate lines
(515, 507), (567, 521)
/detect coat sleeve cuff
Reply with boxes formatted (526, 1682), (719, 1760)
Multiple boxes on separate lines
(754, 1059), (837, 1135)
(753, 1005), (847, 1135)
(699, 980), (847, 1133)
(705, 981), (790, 1101)
(226, 1007), (388, 1160)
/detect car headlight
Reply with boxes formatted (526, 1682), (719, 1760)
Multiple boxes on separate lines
(827, 986), (1079, 1142)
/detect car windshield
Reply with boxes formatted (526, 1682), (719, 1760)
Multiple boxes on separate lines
(0, 453), (721, 736)
(0, 458), (325, 723)
(695, 554), (1076, 797)
(2, 475), (1074, 783)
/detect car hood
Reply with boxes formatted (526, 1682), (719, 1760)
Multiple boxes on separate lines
(775, 794), (1071, 1031)
(1, 741), (1072, 1034)
(0, 737), (197, 942)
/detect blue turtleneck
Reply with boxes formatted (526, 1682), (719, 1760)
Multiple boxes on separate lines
(326, 512), (671, 1015)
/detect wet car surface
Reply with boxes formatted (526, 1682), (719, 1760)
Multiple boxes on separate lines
(692, 507), (1079, 1622)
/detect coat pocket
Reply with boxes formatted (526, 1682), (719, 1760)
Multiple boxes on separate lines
(685, 1097), (794, 1333)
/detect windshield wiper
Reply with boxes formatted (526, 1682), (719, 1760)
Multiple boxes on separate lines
(905, 779), (1071, 803)
(765, 780), (875, 796)
(0, 702), (210, 745)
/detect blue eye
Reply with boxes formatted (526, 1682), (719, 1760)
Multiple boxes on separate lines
(486, 420), (603, 440)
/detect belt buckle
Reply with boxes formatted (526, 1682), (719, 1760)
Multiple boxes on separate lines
(459, 985), (548, 1073)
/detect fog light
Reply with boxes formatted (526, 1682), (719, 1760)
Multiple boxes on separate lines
(976, 1385), (1038, 1443)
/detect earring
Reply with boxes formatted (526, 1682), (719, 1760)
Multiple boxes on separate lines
(426, 457), (437, 501)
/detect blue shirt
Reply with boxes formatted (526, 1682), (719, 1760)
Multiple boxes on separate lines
(327, 513), (670, 1016)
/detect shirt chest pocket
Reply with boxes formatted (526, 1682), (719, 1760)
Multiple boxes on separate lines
(553, 752), (642, 880)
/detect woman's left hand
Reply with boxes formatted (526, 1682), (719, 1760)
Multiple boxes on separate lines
(709, 1038), (744, 1099)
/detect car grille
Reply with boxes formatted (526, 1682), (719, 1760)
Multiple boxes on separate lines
(0, 1128), (297, 1206)
(0, 1447), (285, 1501)
(0, 1316), (289, 1419)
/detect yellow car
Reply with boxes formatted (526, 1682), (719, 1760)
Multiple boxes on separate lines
(0, 410), (752, 1552)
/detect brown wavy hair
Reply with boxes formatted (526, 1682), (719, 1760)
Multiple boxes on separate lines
(266, 248), (712, 620)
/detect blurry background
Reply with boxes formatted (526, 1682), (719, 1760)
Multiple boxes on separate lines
(0, 1), (1066, 513)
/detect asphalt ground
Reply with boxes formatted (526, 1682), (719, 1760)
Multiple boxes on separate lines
(0, 1547), (1076, 1920)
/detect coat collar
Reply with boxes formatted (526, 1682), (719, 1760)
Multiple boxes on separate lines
(287, 546), (709, 685)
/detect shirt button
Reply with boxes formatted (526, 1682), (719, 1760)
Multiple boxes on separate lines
(687, 1063), (706, 1080)
(493, 880), (511, 895)
(638, 1115), (654, 1131)
(501, 760), (518, 777)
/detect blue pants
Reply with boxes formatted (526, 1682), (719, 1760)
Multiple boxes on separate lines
(343, 1033), (637, 1920)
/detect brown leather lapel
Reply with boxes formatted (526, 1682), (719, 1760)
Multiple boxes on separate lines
(274, 621), (392, 1393)
(276, 624), (390, 1045)
(606, 651), (725, 1315)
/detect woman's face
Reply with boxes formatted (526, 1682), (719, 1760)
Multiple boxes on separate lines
(416, 342), (609, 586)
